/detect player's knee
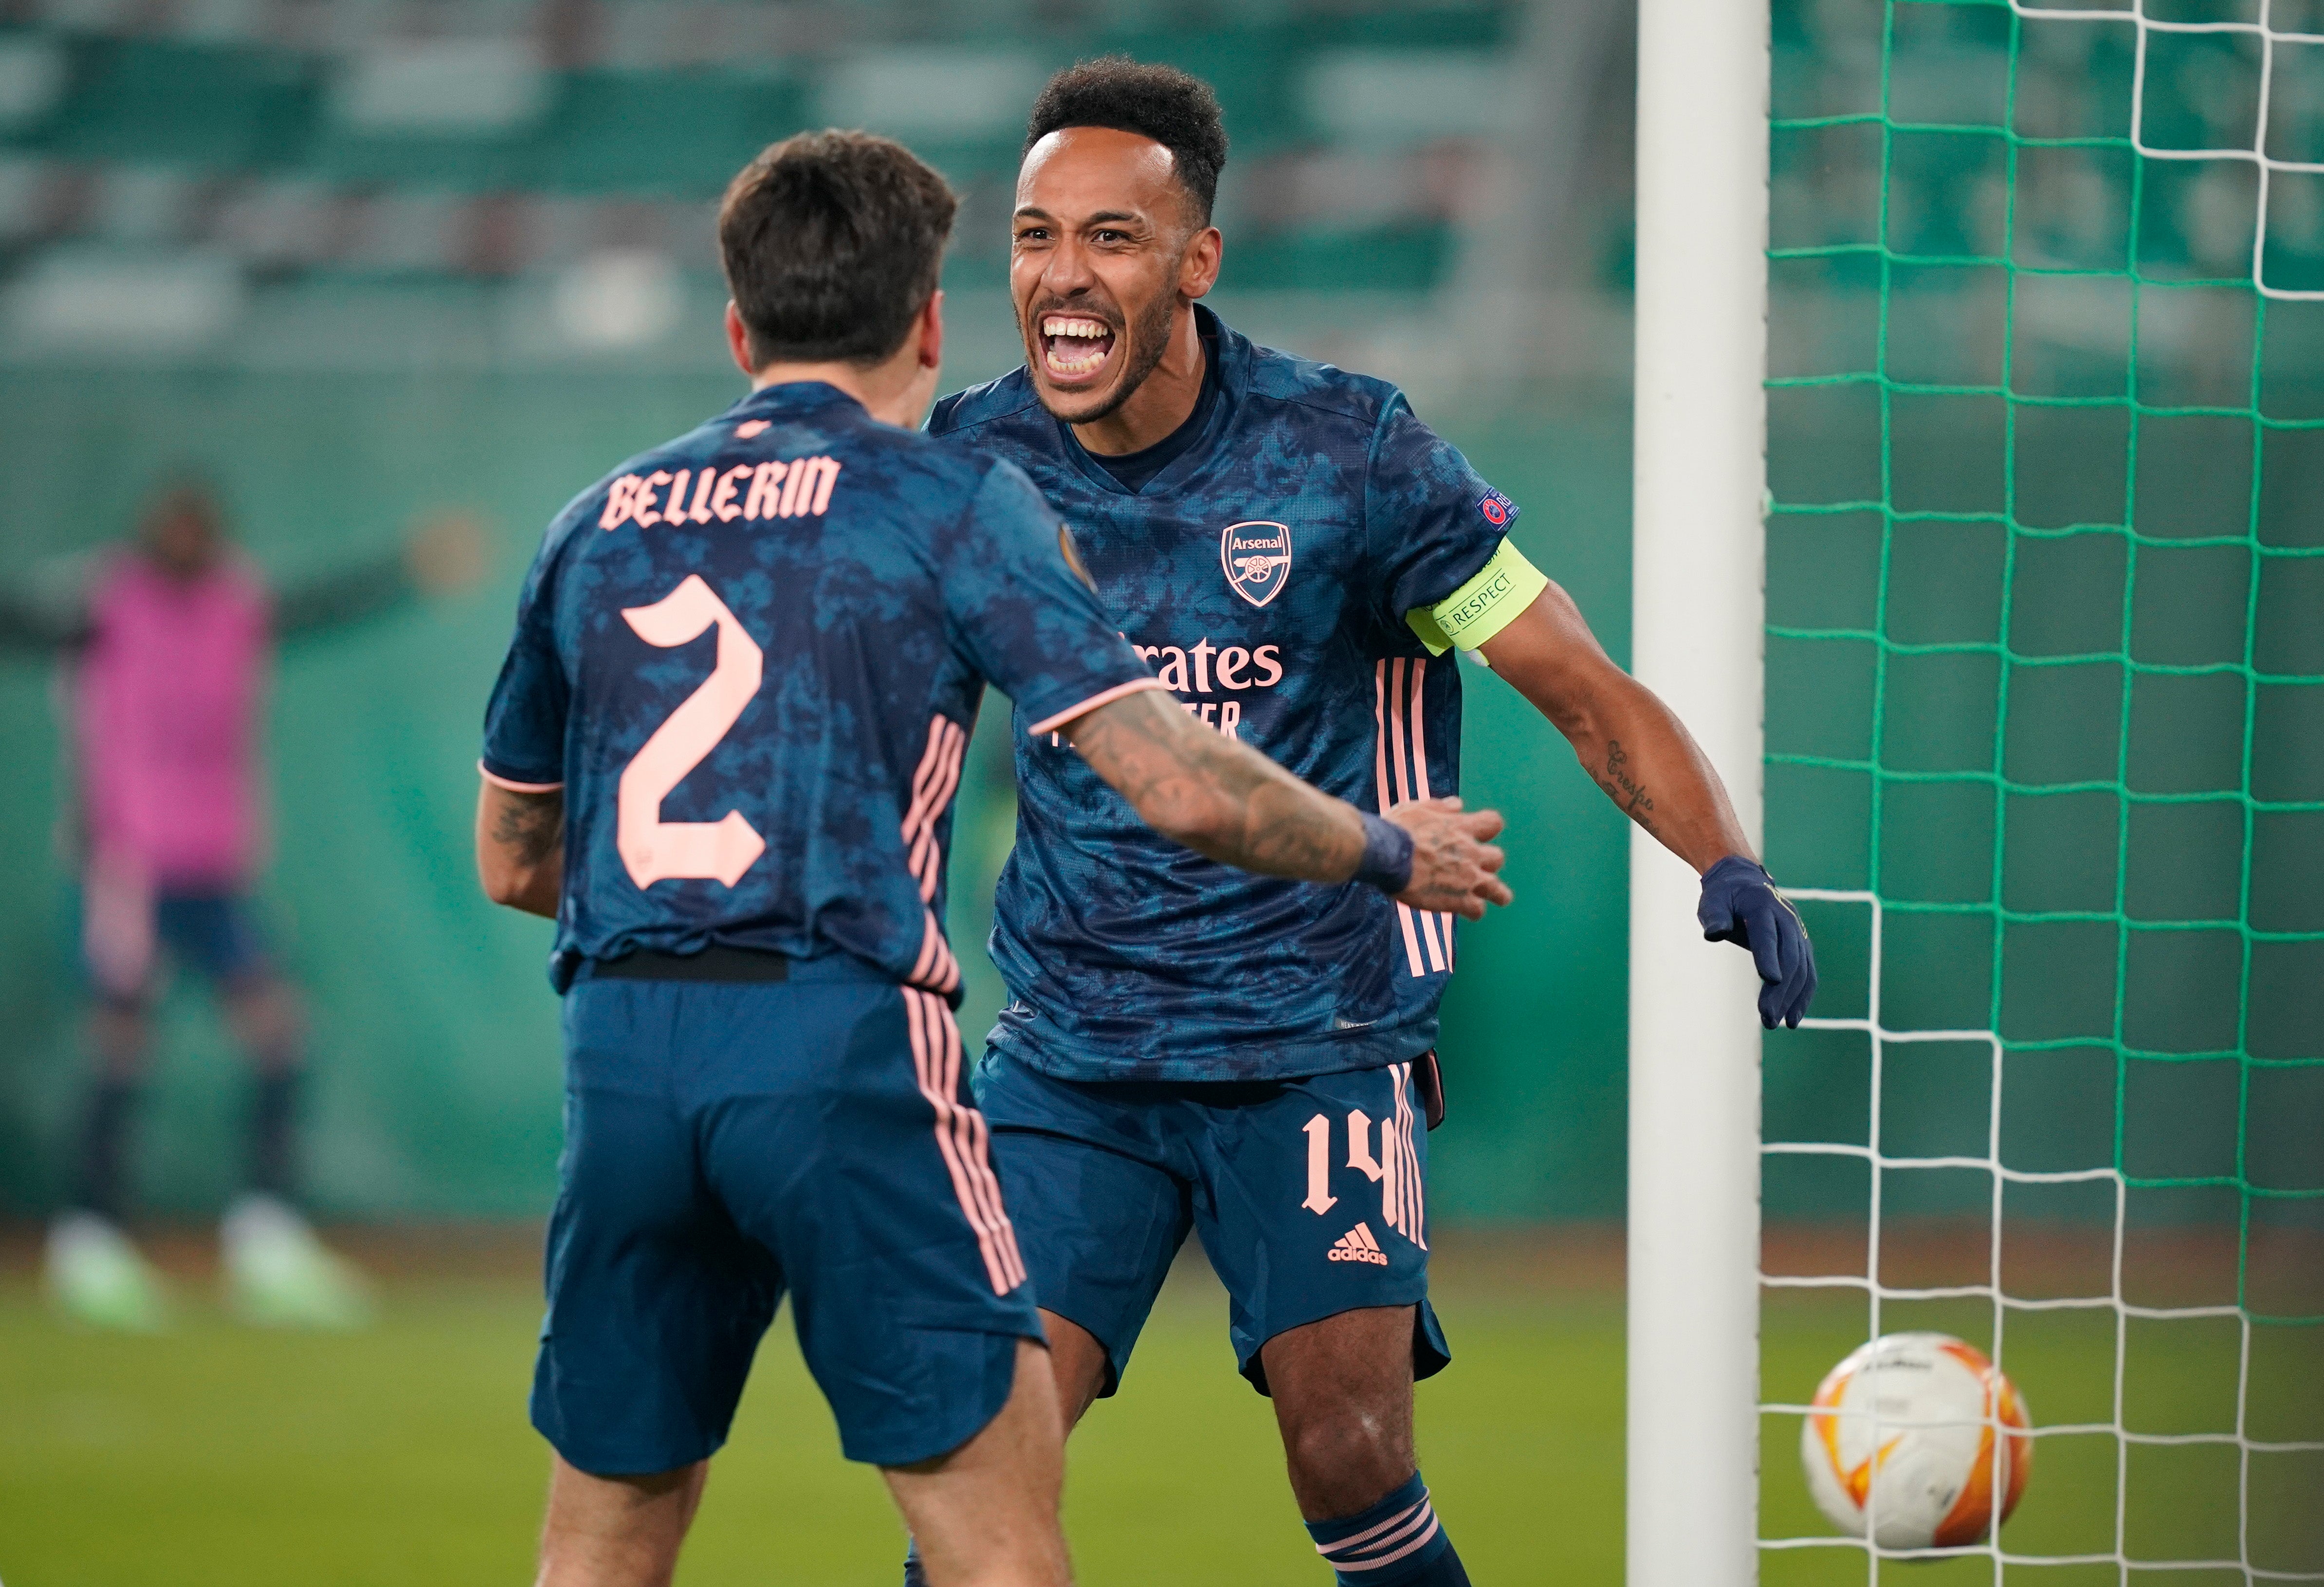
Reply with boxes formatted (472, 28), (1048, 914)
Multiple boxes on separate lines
(1281, 1405), (1413, 1513)
(229, 980), (304, 1066)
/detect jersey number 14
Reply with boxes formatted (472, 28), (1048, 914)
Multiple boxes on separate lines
(617, 575), (767, 889)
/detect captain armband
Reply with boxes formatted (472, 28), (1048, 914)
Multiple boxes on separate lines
(1404, 538), (1550, 657)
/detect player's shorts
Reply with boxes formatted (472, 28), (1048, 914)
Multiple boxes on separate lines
(533, 951), (1044, 1476)
(80, 884), (272, 1004)
(977, 1051), (1450, 1398)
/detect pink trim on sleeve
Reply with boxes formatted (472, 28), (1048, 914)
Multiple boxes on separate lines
(1025, 676), (1171, 738)
(478, 761), (564, 794)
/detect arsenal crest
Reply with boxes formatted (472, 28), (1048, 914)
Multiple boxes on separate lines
(1220, 520), (1292, 608)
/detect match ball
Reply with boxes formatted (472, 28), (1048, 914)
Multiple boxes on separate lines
(1800, 1332), (2031, 1549)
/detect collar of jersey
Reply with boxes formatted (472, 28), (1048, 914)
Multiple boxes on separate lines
(732, 379), (864, 419)
(1052, 303), (1246, 499)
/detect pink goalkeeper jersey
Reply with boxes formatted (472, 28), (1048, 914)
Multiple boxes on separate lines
(76, 554), (272, 888)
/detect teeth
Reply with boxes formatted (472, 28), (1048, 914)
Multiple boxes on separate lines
(1043, 316), (1110, 339)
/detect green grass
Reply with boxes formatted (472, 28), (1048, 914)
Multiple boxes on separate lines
(2, 1247), (2313, 1585)
(0, 1252), (1619, 1587)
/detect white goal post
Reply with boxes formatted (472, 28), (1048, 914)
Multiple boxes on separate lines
(1627, 2), (1772, 1585)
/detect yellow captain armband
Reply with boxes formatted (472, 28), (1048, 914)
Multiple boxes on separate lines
(1405, 538), (1550, 657)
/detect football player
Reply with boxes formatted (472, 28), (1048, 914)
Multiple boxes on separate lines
(920, 60), (1816, 1587)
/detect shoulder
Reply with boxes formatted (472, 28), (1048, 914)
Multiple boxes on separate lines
(1233, 332), (1406, 449)
(842, 408), (1017, 513)
(926, 367), (1043, 443)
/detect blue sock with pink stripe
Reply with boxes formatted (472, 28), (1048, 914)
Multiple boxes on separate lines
(1305, 1472), (1468, 1586)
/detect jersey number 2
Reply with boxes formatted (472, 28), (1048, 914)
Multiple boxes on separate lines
(617, 574), (767, 889)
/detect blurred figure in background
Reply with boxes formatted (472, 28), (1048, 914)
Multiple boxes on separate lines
(0, 475), (485, 1331)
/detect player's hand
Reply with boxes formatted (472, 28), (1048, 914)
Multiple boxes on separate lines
(1698, 855), (1816, 1029)
(1387, 797), (1513, 920)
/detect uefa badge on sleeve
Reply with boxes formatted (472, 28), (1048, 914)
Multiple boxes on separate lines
(1477, 489), (1514, 527)
(1220, 520), (1292, 608)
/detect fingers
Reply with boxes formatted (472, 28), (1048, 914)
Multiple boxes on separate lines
(1382, 802), (1512, 916)
(1395, 840), (1514, 916)
(1456, 808), (1504, 841)
(1754, 905), (1817, 1029)
(1741, 896), (1784, 986)
(1777, 905), (1818, 1028)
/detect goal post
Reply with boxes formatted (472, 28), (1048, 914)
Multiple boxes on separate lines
(1627, 2), (1773, 1585)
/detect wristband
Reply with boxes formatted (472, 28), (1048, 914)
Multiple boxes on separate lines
(1354, 812), (1415, 895)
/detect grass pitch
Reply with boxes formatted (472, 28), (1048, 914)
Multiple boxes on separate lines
(1, 1227), (2313, 1585)
(0, 1230), (1616, 1587)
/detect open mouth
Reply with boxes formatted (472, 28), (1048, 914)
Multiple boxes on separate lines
(1040, 314), (1116, 382)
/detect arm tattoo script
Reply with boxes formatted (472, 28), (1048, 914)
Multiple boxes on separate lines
(492, 789), (565, 867)
(1601, 739), (1659, 835)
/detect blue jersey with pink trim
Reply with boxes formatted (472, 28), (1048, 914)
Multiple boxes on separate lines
(927, 307), (1517, 1082)
(481, 380), (1155, 996)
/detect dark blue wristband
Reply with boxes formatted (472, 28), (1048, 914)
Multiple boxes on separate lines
(1354, 812), (1414, 895)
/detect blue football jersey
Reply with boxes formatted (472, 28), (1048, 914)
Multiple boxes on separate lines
(927, 306), (1519, 1082)
(482, 381), (1157, 996)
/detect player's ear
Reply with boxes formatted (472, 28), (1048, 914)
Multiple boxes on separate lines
(917, 288), (945, 371)
(1179, 225), (1222, 301)
(724, 302), (757, 379)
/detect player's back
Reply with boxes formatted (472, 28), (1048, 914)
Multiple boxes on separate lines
(482, 379), (1141, 995)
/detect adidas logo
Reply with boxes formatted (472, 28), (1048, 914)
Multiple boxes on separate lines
(1328, 1222), (1390, 1266)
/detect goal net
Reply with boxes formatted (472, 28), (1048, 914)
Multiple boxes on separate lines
(1755, 0), (2324, 1580)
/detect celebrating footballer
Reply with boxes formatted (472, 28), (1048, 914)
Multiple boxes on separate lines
(914, 58), (1819, 1587)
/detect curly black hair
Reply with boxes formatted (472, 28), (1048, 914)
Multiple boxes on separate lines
(1025, 57), (1229, 226)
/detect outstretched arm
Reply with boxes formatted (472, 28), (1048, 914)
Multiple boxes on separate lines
(0, 587), (94, 655)
(1478, 580), (1814, 1027)
(1062, 687), (1512, 919)
(277, 514), (488, 639)
(476, 781), (564, 918)
(1477, 580), (1750, 873)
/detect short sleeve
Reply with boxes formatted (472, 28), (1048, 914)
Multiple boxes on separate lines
(942, 461), (1161, 736)
(479, 536), (571, 790)
(1365, 393), (1523, 638)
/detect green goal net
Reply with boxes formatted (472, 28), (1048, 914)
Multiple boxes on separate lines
(1756, 0), (2324, 1576)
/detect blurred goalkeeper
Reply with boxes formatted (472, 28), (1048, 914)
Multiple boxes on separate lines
(0, 479), (482, 1331)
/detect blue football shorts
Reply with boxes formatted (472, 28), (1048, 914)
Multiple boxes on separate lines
(80, 886), (274, 1006)
(534, 956), (1044, 1476)
(976, 1051), (1450, 1398)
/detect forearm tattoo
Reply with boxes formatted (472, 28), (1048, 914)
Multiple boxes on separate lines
(493, 790), (565, 867)
(1075, 697), (1357, 881)
(1601, 738), (1658, 834)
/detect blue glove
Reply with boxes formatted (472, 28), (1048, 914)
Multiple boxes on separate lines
(1697, 856), (1817, 1030)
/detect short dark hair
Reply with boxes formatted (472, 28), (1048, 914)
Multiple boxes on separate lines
(718, 129), (958, 368)
(1025, 57), (1229, 227)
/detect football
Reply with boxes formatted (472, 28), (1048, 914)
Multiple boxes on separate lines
(1800, 1332), (2032, 1549)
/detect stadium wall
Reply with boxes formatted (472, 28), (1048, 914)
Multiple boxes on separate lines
(1, 366), (2299, 1222)
(0, 362), (1644, 1220)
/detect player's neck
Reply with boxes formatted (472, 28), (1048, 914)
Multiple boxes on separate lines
(1072, 303), (1206, 457)
(749, 346), (933, 431)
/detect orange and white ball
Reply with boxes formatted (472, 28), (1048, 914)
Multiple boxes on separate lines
(1800, 1332), (2032, 1549)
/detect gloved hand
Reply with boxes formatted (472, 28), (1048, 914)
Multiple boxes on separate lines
(1697, 856), (1817, 1029)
